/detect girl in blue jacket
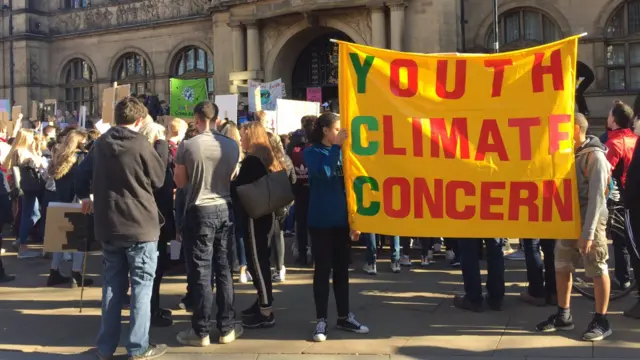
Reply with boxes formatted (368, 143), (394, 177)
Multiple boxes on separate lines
(303, 112), (369, 342)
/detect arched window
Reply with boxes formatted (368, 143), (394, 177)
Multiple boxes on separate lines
(61, 58), (96, 115)
(486, 8), (561, 51)
(112, 52), (151, 95)
(604, 1), (640, 90)
(172, 46), (214, 98)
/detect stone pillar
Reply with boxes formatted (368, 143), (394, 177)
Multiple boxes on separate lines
(246, 22), (261, 72)
(389, 2), (407, 51)
(231, 23), (246, 72)
(370, 6), (386, 48)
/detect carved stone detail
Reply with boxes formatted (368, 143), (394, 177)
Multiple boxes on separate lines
(332, 8), (370, 42)
(29, 52), (41, 85)
(261, 16), (299, 62)
(50, 0), (210, 35)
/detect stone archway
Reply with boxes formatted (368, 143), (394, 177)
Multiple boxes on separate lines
(264, 18), (367, 96)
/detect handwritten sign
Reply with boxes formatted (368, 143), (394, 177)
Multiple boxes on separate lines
(339, 36), (581, 239)
(248, 79), (286, 112)
(306, 87), (322, 103)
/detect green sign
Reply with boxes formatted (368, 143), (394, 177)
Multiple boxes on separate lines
(170, 78), (208, 118)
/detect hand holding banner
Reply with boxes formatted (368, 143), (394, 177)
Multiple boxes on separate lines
(338, 36), (581, 239)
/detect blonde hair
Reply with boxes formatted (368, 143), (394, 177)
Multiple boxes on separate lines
(49, 130), (87, 179)
(140, 121), (166, 144)
(2, 129), (35, 170)
(242, 121), (284, 173)
(222, 122), (241, 145)
(168, 118), (188, 137)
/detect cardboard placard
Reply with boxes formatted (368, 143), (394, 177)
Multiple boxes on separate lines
(30, 100), (41, 121)
(44, 99), (57, 124)
(101, 84), (131, 124)
(43, 202), (99, 253)
(0, 111), (8, 137)
(214, 94), (239, 123)
(10, 106), (22, 136)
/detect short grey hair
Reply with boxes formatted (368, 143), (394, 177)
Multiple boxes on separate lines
(575, 112), (589, 134)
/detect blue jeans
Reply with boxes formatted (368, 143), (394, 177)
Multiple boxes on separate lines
(233, 203), (247, 267)
(364, 234), (400, 264)
(522, 238), (556, 298)
(285, 205), (295, 232)
(459, 238), (505, 304)
(183, 203), (236, 336)
(19, 192), (42, 245)
(96, 241), (157, 357)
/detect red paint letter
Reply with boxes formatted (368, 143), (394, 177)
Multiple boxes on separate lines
(383, 115), (406, 155)
(508, 117), (541, 160)
(549, 114), (571, 155)
(532, 49), (564, 93)
(414, 178), (444, 219)
(480, 182), (505, 220)
(436, 60), (467, 100)
(412, 117), (426, 157)
(542, 179), (573, 222)
(430, 118), (470, 159)
(508, 182), (540, 221)
(484, 59), (513, 97)
(390, 59), (418, 97)
(383, 177), (411, 218)
(475, 119), (509, 161)
(445, 181), (475, 220)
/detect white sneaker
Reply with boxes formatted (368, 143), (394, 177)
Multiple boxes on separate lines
(219, 323), (244, 344)
(427, 250), (434, 261)
(177, 328), (210, 347)
(400, 255), (412, 267)
(390, 261), (401, 273)
(0, 248), (5, 255)
(445, 250), (455, 261)
(363, 263), (377, 275)
(17, 250), (41, 259)
(273, 267), (286, 283)
(420, 255), (430, 267)
(279, 267), (286, 282)
(246, 271), (253, 281)
(313, 319), (328, 342)
(434, 242), (443, 253)
(239, 272), (249, 284)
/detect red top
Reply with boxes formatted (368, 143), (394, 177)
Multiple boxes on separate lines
(605, 128), (638, 189)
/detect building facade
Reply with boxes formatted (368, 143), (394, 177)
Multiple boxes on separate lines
(0, 0), (637, 125)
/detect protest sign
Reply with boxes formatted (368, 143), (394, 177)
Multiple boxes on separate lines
(338, 36), (581, 239)
(44, 202), (99, 253)
(9, 106), (21, 136)
(215, 94), (239, 123)
(170, 78), (208, 118)
(101, 83), (131, 124)
(0, 99), (9, 114)
(276, 99), (320, 135)
(306, 87), (322, 103)
(248, 79), (286, 112)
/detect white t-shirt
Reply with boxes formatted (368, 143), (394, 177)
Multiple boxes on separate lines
(0, 141), (10, 165)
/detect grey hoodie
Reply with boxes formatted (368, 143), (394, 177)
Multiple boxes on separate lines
(574, 136), (610, 240)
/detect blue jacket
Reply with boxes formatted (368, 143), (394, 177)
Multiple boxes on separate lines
(303, 144), (348, 228)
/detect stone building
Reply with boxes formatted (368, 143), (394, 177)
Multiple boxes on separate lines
(0, 0), (638, 126)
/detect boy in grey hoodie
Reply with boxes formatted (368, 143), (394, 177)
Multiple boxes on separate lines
(536, 113), (612, 341)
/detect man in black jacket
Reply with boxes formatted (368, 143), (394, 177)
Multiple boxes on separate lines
(622, 129), (640, 319)
(76, 96), (168, 360)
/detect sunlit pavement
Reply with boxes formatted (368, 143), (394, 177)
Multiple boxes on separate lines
(1, 237), (639, 359)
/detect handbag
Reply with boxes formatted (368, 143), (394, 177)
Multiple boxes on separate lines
(236, 170), (294, 219)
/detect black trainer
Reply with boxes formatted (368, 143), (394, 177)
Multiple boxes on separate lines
(47, 270), (71, 287)
(313, 319), (328, 342)
(241, 301), (260, 317)
(453, 295), (482, 312)
(151, 313), (173, 327)
(336, 313), (369, 334)
(536, 314), (574, 332)
(0, 273), (15, 283)
(71, 272), (94, 288)
(242, 310), (276, 329)
(582, 317), (612, 341)
(128, 343), (167, 360)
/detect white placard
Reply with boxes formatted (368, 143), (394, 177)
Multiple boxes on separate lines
(214, 94), (239, 123)
(248, 79), (286, 112)
(275, 99), (320, 135)
(80, 106), (87, 128)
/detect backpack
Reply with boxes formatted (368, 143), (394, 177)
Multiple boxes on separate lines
(583, 151), (615, 199)
(290, 144), (308, 186)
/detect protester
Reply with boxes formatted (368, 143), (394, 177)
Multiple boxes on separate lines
(622, 122), (640, 319)
(520, 238), (557, 306)
(140, 121), (176, 327)
(174, 101), (242, 346)
(231, 121), (283, 328)
(46, 130), (93, 288)
(536, 113), (612, 341)
(304, 112), (369, 342)
(267, 131), (296, 283)
(76, 96), (168, 359)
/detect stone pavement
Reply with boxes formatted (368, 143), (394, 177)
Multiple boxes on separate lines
(1, 237), (639, 360)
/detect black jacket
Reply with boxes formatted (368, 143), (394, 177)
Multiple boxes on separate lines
(76, 126), (165, 245)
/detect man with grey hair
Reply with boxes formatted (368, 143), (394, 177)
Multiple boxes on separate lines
(536, 112), (612, 341)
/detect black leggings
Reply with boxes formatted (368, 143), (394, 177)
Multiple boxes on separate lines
(310, 226), (350, 319)
(245, 216), (273, 307)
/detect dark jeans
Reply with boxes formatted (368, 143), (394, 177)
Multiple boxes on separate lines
(576, 72), (594, 115)
(18, 191), (43, 245)
(183, 203), (235, 337)
(0, 256), (5, 277)
(459, 238), (505, 304)
(310, 226), (350, 319)
(233, 203), (247, 267)
(522, 238), (556, 298)
(625, 209), (640, 296)
(150, 236), (170, 315)
(294, 188), (310, 258)
(244, 214), (273, 307)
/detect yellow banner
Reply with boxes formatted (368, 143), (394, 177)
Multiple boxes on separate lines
(338, 36), (581, 239)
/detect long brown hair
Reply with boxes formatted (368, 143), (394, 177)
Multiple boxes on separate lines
(242, 121), (283, 172)
(49, 130), (87, 179)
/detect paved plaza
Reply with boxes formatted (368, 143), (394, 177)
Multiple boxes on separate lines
(0, 238), (639, 360)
